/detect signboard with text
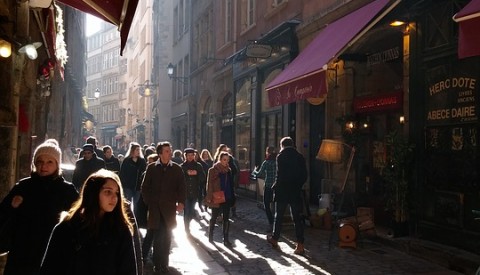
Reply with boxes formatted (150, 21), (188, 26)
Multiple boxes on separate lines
(426, 63), (478, 125)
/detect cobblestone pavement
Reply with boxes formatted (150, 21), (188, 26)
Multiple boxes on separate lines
(143, 197), (464, 275)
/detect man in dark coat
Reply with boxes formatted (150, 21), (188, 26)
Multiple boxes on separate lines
(78, 136), (105, 160)
(267, 137), (307, 255)
(72, 144), (105, 190)
(180, 148), (206, 235)
(103, 145), (121, 173)
(141, 141), (185, 274)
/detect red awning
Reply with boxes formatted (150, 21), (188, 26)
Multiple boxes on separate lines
(56, 0), (139, 55)
(453, 0), (480, 59)
(265, 0), (398, 107)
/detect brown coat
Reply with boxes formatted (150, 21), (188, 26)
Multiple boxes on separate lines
(141, 161), (186, 230)
(205, 162), (231, 208)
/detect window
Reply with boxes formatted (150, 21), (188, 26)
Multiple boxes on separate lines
(184, 56), (189, 97)
(234, 79), (252, 170)
(224, 0), (233, 44)
(174, 7), (179, 40)
(103, 54), (108, 70)
(179, 0), (184, 34)
(241, 0), (256, 32)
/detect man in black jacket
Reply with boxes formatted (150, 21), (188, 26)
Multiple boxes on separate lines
(72, 144), (105, 190)
(180, 148), (206, 235)
(267, 137), (307, 255)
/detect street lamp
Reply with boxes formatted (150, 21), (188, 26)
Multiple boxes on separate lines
(138, 80), (158, 97)
(85, 88), (100, 100)
(167, 63), (188, 83)
(94, 88), (100, 99)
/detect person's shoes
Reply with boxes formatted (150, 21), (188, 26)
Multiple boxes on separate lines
(223, 240), (232, 247)
(156, 265), (170, 274)
(267, 235), (279, 249)
(293, 243), (305, 255)
(208, 232), (214, 243)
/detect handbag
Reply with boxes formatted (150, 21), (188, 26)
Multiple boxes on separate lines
(212, 190), (226, 204)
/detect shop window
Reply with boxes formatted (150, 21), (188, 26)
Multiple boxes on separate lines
(234, 79), (252, 169)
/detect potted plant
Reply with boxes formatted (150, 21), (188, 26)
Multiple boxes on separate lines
(382, 130), (415, 236)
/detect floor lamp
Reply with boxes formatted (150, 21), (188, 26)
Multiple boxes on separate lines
(317, 139), (355, 197)
(317, 139), (356, 249)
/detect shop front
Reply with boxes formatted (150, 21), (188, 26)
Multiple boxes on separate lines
(267, 0), (403, 207)
(230, 20), (300, 174)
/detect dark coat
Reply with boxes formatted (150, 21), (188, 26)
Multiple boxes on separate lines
(141, 161), (186, 230)
(72, 155), (105, 190)
(104, 156), (121, 174)
(120, 157), (147, 192)
(79, 148), (105, 160)
(40, 215), (137, 275)
(0, 173), (78, 275)
(273, 147), (307, 203)
(180, 160), (206, 199)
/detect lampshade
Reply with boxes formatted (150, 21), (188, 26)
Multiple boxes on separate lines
(0, 39), (12, 58)
(19, 42), (42, 60)
(317, 139), (343, 163)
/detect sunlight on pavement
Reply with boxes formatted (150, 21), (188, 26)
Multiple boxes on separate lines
(242, 228), (331, 275)
(171, 218), (210, 273)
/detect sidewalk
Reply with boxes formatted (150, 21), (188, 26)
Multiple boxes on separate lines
(154, 195), (479, 274)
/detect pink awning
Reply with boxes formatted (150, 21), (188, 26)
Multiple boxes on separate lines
(453, 0), (480, 59)
(265, 0), (397, 107)
(56, 0), (139, 55)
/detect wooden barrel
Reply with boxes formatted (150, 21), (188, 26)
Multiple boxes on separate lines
(338, 222), (357, 249)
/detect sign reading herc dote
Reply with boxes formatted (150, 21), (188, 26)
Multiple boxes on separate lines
(426, 64), (478, 125)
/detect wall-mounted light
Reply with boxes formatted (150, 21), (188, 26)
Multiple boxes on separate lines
(346, 121), (355, 129)
(390, 20), (406, 27)
(138, 80), (157, 97)
(399, 115), (405, 124)
(94, 88), (100, 99)
(167, 63), (188, 84)
(19, 41), (42, 60)
(0, 39), (12, 58)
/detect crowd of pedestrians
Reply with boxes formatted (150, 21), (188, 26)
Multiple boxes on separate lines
(0, 135), (308, 275)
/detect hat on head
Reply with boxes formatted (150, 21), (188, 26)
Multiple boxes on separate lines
(86, 136), (97, 146)
(184, 148), (195, 154)
(32, 139), (62, 172)
(82, 144), (95, 152)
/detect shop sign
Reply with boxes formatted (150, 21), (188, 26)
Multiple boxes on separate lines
(426, 74), (478, 125)
(367, 46), (401, 66)
(246, 44), (272, 58)
(267, 70), (326, 107)
(353, 91), (403, 113)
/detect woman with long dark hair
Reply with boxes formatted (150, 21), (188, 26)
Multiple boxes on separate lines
(40, 169), (137, 275)
(205, 152), (236, 247)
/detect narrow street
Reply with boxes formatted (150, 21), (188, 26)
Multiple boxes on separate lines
(142, 198), (465, 275)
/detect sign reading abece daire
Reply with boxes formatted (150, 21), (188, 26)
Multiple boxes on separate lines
(426, 74), (478, 125)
